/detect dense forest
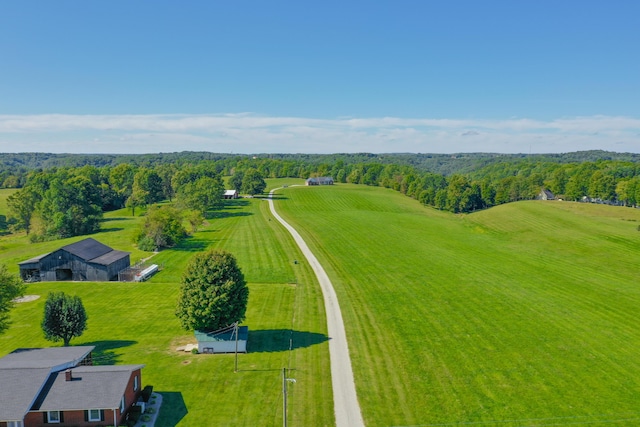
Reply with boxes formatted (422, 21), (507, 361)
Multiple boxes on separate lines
(1, 150), (640, 242)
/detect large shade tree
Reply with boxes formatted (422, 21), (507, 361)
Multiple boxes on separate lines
(42, 292), (88, 346)
(241, 168), (267, 195)
(0, 264), (26, 335)
(176, 249), (249, 332)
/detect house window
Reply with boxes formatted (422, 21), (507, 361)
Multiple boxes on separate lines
(134, 374), (139, 391)
(47, 411), (61, 423)
(88, 409), (101, 422)
(8, 422), (23, 427)
(120, 396), (125, 412)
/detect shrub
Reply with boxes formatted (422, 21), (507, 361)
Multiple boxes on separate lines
(191, 348), (199, 354)
(141, 385), (154, 403)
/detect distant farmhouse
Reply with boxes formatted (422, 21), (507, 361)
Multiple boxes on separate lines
(305, 177), (334, 186)
(18, 238), (130, 282)
(0, 346), (144, 427)
(224, 189), (239, 199)
(538, 189), (555, 200)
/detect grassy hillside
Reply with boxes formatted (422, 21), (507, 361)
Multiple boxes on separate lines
(0, 189), (333, 426)
(275, 184), (640, 426)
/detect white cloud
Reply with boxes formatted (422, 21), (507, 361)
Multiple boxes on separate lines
(0, 113), (639, 154)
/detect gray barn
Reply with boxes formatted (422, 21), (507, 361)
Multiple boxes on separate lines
(18, 238), (130, 282)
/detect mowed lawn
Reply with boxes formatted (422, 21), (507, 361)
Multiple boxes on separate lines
(0, 192), (333, 426)
(275, 184), (640, 426)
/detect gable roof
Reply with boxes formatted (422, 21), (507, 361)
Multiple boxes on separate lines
(0, 347), (143, 422)
(0, 346), (94, 370)
(62, 238), (114, 261)
(0, 368), (52, 421)
(0, 347), (94, 422)
(32, 365), (145, 411)
(18, 238), (130, 266)
(195, 325), (248, 343)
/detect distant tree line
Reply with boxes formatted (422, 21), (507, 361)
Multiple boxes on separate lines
(3, 152), (640, 243)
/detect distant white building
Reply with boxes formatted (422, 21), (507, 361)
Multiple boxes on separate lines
(224, 189), (239, 199)
(306, 177), (334, 186)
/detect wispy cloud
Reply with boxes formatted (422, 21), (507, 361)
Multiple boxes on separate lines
(0, 113), (639, 154)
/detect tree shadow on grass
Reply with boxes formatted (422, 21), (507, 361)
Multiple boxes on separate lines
(80, 340), (137, 365)
(172, 236), (210, 252)
(248, 329), (329, 353)
(99, 227), (125, 233)
(155, 391), (188, 427)
(205, 211), (253, 220)
(223, 199), (251, 208)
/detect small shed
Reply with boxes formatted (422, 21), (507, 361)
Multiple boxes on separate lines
(195, 326), (248, 354)
(18, 238), (130, 282)
(305, 177), (334, 186)
(224, 189), (239, 199)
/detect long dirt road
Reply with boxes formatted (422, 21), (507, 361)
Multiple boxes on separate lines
(268, 188), (365, 427)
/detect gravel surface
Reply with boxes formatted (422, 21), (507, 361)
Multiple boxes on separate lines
(268, 188), (365, 427)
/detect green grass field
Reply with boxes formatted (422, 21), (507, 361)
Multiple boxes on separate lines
(275, 184), (640, 426)
(3, 181), (640, 426)
(0, 186), (334, 427)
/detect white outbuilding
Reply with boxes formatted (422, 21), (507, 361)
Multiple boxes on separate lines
(194, 326), (248, 353)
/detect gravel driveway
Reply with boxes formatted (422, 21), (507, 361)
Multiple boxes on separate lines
(268, 188), (365, 427)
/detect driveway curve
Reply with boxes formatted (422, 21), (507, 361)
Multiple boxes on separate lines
(268, 188), (365, 427)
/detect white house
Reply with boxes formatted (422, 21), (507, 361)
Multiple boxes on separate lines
(224, 190), (239, 199)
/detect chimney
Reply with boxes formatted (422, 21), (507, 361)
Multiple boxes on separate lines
(65, 369), (72, 381)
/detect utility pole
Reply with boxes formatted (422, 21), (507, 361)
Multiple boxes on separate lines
(282, 367), (296, 427)
(283, 368), (287, 427)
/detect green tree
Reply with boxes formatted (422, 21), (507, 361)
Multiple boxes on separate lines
(176, 249), (249, 331)
(133, 168), (164, 204)
(0, 264), (26, 335)
(42, 292), (88, 346)
(178, 176), (225, 214)
(109, 163), (135, 208)
(229, 170), (244, 192)
(39, 175), (103, 238)
(7, 187), (38, 235)
(136, 205), (186, 251)
(241, 168), (267, 195)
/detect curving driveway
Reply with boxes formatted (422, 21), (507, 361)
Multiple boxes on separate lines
(268, 188), (365, 427)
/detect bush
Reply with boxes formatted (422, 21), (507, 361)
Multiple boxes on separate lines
(137, 235), (156, 252)
(127, 405), (142, 426)
(141, 385), (154, 403)
(191, 348), (199, 354)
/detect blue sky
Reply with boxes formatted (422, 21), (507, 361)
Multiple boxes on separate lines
(1, 1), (639, 154)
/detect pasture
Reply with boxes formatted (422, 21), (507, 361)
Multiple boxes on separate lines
(275, 184), (640, 426)
(0, 188), (334, 426)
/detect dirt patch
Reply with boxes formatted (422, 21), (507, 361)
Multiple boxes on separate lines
(13, 295), (40, 303)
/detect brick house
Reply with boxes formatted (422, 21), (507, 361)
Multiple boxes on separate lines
(0, 347), (144, 427)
